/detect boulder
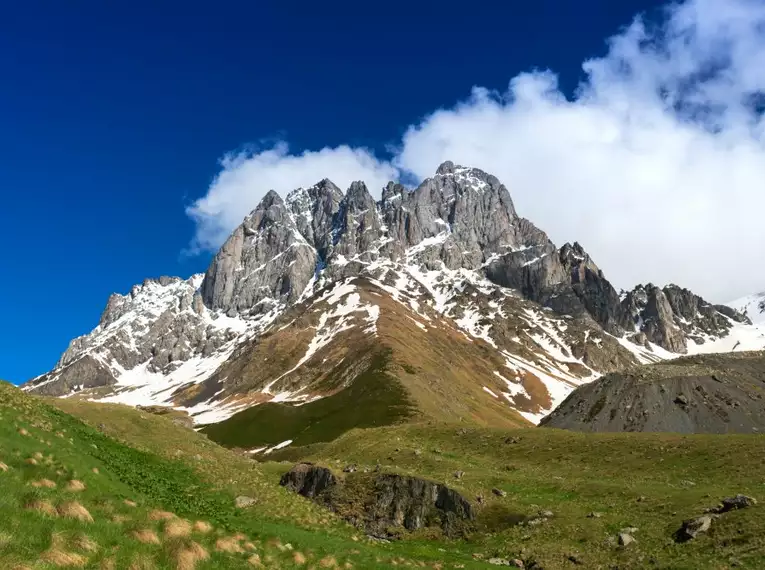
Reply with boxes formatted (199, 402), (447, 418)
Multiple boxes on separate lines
(674, 515), (713, 542)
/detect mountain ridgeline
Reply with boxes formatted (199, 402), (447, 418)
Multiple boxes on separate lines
(24, 162), (759, 444)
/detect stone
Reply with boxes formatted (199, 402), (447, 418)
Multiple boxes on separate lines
(454, 471), (465, 480)
(674, 395), (689, 406)
(586, 512), (603, 518)
(539, 510), (554, 518)
(674, 515), (713, 542)
(717, 494), (757, 513)
(488, 558), (510, 566)
(343, 464), (357, 473)
(492, 488), (507, 497)
(618, 533), (636, 547)
(235, 496), (256, 508)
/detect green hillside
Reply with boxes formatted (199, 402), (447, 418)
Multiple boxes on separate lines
(3, 381), (760, 569)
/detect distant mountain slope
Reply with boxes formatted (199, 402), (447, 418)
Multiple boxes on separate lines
(728, 292), (765, 324)
(23, 163), (761, 443)
(540, 351), (765, 433)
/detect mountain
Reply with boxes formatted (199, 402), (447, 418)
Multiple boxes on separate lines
(23, 162), (762, 445)
(539, 351), (765, 433)
(729, 291), (765, 324)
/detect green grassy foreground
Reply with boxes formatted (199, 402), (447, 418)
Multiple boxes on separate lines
(17, 383), (764, 569)
(1, 383), (490, 569)
(266, 423), (765, 569)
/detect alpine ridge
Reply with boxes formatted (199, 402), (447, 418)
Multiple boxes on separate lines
(24, 162), (764, 444)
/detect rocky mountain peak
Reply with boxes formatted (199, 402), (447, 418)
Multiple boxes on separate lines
(25, 162), (765, 430)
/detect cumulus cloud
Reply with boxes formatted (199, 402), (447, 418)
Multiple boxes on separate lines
(187, 143), (396, 251)
(188, 0), (765, 302)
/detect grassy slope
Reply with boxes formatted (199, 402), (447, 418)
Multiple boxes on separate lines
(201, 284), (529, 450)
(267, 423), (765, 570)
(4, 384), (487, 569)
(201, 349), (418, 448)
(44, 381), (765, 569)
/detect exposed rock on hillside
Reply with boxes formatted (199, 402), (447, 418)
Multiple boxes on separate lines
(280, 464), (474, 537)
(540, 352), (765, 433)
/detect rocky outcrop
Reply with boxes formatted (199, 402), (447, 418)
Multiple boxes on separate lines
(674, 495), (757, 542)
(540, 352), (765, 433)
(27, 355), (116, 397)
(621, 284), (750, 353)
(25, 275), (246, 396)
(201, 191), (318, 316)
(280, 465), (474, 537)
(279, 463), (338, 498)
(367, 474), (474, 535)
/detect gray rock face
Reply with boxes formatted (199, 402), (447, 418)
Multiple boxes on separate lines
(25, 275), (244, 395)
(540, 352), (765, 433)
(280, 464), (473, 537)
(369, 474), (474, 534)
(27, 355), (116, 397)
(621, 284), (749, 353)
(279, 463), (338, 499)
(201, 191), (318, 316)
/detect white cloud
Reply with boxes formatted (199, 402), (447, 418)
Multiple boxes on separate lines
(186, 143), (396, 251)
(188, 0), (765, 302)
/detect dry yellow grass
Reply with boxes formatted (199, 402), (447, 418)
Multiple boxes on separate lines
(99, 558), (115, 570)
(215, 536), (244, 553)
(293, 551), (308, 565)
(72, 534), (98, 553)
(57, 502), (94, 523)
(40, 548), (88, 567)
(148, 509), (176, 521)
(110, 514), (130, 524)
(91, 467), (99, 474)
(191, 520), (213, 534)
(131, 529), (160, 545)
(164, 518), (192, 539)
(25, 457), (38, 465)
(247, 554), (262, 567)
(123, 499), (137, 507)
(0, 531), (13, 547)
(18, 427), (29, 436)
(31, 478), (57, 488)
(172, 541), (209, 570)
(26, 499), (58, 517)
(320, 556), (338, 567)
(65, 480), (86, 492)
(32, 451), (44, 460)
(0, 461), (9, 472)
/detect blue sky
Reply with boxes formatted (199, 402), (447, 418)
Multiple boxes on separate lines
(4, 0), (765, 384)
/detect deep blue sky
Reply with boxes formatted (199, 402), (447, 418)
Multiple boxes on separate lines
(0, 0), (665, 383)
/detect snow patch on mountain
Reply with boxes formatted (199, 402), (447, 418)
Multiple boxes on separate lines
(728, 292), (765, 325)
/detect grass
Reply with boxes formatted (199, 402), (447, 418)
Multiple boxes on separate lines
(265, 423), (765, 569)
(20, 379), (765, 569)
(3, 382), (492, 568)
(201, 349), (417, 448)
